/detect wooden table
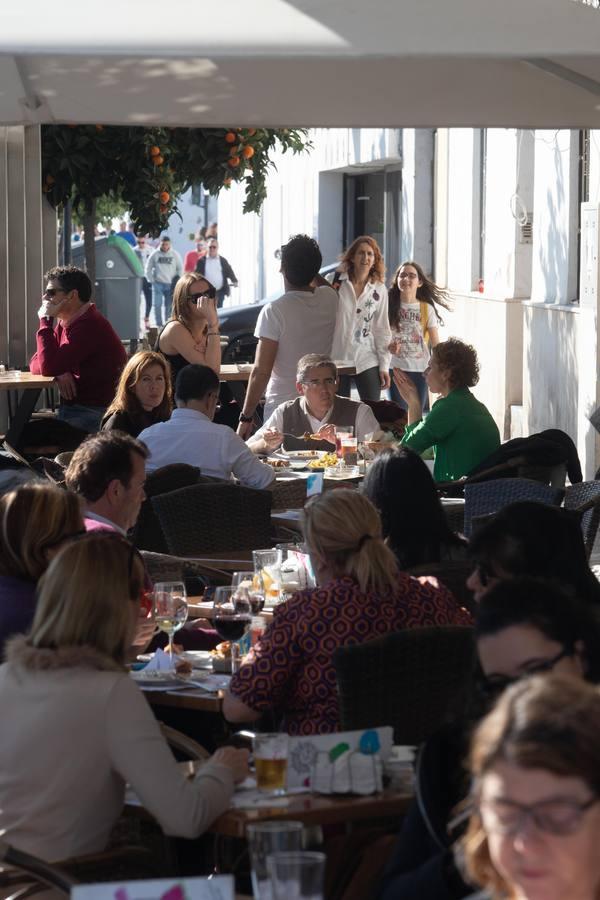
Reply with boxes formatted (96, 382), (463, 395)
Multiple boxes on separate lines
(0, 372), (55, 450)
(212, 788), (412, 838)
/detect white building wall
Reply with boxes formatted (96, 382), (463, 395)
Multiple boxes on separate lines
(401, 129), (434, 272)
(446, 129), (481, 293)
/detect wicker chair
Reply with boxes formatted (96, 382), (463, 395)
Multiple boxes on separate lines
(407, 560), (476, 615)
(463, 478), (564, 538)
(160, 724), (211, 761)
(271, 478), (307, 511)
(564, 480), (600, 559)
(333, 626), (475, 746)
(132, 463), (202, 552)
(152, 482), (273, 556)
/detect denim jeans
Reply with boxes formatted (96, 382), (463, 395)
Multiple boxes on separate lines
(389, 369), (430, 413)
(152, 282), (172, 327)
(338, 365), (382, 402)
(58, 403), (106, 433)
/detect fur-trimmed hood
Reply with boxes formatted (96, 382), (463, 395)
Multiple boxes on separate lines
(4, 635), (124, 673)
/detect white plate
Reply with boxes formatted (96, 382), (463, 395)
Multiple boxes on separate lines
(130, 670), (182, 688)
(283, 450), (326, 460)
(178, 650), (213, 668)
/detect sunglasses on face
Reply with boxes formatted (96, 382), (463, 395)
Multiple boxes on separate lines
(43, 288), (65, 298)
(188, 289), (216, 302)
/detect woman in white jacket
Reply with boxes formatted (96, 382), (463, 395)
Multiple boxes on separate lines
(0, 533), (248, 863)
(331, 235), (391, 402)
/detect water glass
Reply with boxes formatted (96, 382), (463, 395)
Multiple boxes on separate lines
(268, 851), (326, 900)
(153, 581), (188, 658)
(247, 821), (304, 900)
(253, 548), (282, 604)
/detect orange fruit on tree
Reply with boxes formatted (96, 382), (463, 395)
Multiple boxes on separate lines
(228, 156), (240, 168)
(160, 205), (169, 214)
(242, 145), (255, 159)
(225, 132), (236, 143)
(149, 145), (161, 156)
(159, 191), (170, 203)
(153, 155), (164, 166)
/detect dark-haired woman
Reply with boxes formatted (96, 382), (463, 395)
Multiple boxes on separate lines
(388, 261), (450, 413)
(102, 351), (172, 438)
(362, 448), (467, 569)
(330, 236), (392, 402)
(397, 338), (500, 481)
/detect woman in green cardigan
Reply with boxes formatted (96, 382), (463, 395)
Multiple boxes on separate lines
(395, 338), (500, 481)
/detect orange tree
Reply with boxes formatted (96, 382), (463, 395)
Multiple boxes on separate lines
(42, 124), (310, 284)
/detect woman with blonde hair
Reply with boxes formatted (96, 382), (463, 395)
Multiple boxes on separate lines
(102, 350), (172, 438)
(0, 482), (84, 658)
(156, 272), (221, 380)
(224, 489), (470, 735)
(461, 675), (600, 900)
(330, 235), (392, 401)
(0, 533), (248, 862)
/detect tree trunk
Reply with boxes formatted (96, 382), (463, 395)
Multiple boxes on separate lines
(62, 201), (72, 265)
(82, 199), (96, 293)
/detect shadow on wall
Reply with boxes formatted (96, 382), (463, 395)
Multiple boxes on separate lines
(525, 304), (578, 440)
(535, 144), (569, 303)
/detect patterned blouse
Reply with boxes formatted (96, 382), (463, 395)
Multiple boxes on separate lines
(229, 574), (472, 735)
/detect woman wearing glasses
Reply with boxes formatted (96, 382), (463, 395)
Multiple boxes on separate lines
(102, 351), (173, 438)
(462, 674), (600, 900)
(156, 273), (221, 380)
(377, 577), (600, 900)
(388, 261), (450, 413)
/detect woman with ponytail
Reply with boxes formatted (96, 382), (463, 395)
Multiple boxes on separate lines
(223, 490), (470, 735)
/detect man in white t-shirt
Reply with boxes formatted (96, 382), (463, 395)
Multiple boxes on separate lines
(237, 235), (338, 439)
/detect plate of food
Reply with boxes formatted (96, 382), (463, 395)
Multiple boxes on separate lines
(308, 451), (338, 470)
(283, 449), (326, 460)
(267, 457), (291, 469)
(210, 641), (233, 674)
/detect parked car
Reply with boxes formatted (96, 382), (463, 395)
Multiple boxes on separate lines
(218, 263), (338, 364)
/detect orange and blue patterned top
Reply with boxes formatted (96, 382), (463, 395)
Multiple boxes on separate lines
(229, 574), (472, 735)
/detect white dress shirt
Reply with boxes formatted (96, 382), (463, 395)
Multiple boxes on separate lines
(253, 396), (381, 445)
(204, 256), (224, 291)
(139, 408), (274, 489)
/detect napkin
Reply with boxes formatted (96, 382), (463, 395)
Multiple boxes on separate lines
(143, 648), (175, 672)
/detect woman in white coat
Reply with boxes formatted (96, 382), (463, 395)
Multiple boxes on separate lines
(330, 235), (392, 402)
(0, 533), (248, 863)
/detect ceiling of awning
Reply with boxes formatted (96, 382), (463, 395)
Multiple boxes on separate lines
(3, 0), (600, 128)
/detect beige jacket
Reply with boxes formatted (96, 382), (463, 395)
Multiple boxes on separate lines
(0, 638), (234, 862)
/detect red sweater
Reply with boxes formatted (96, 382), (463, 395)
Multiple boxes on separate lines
(30, 304), (127, 407)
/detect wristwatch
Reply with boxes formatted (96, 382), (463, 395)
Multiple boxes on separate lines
(239, 413), (254, 424)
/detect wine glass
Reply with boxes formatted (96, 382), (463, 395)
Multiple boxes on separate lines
(232, 570), (265, 614)
(213, 585), (252, 673)
(153, 581), (188, 659)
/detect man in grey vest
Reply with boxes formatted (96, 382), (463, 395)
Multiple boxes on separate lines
(247, 353), (380, 453)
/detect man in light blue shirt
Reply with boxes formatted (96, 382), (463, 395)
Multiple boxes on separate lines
(139, 364), (274, 489)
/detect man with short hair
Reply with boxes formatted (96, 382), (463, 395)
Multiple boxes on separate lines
(65, 430), (148, 534)
(30, 265), (127, 433)
(139, 364), (274, 488)
(116, 220), (136, 247)
(134, 235), (154, 330)
(195, 239), (237, 308)
(237, 235), (338, 439)
(145, 235), (183, 327)
(248, 354), (381, 453)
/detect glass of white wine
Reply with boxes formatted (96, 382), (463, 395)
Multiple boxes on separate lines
(153, 581), (188, 659)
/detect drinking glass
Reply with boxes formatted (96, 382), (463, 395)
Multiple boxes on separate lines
(232, 570), (265, 614)
(268, 851), (326, 900)
(334, 426), (354, 459)
(254, 732), (289, 795)
(247, 821), (304, 900)
(213, 585), (252, 673)
(153, 581), (188, 659)
(253, 549), (282, 605)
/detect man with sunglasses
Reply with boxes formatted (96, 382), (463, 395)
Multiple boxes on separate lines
(30, 265), (127, 433)
(194, 238), (237, 308)
(248, 354), (380, 453)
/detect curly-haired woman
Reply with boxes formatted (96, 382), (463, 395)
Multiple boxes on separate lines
(388, 261), (451, 413)
(396, 338), (500, 481)
(330, 236), (392, 402)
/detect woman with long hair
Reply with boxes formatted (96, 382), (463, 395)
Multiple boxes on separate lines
(462, 674), (600, 900)
(156, 272), (221, 380)
(397, 338), (500, 481)
(223, 489), (470, 735)
(362, 447), (467, 568)
(0, 482), (84, 659)
(388, 261), (450, 413)
(0, 533), (248, 862)
(330, 235), (392, 401)
(102, 350), (173, 438)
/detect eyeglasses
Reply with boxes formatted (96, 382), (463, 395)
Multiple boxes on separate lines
(480, 648), (573, 699)
(478, 795), (598, 837)
(43, 288), (66, 298)
(188, 290), (216, 301)
(302, 378), (336, 388)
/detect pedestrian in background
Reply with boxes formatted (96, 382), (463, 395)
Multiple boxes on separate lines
(145, 235), (183, 328)
(195, 239), (237, 308)
(133, 235), (154, 330)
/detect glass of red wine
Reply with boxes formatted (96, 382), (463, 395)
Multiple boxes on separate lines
(213, 586), (252, 673)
